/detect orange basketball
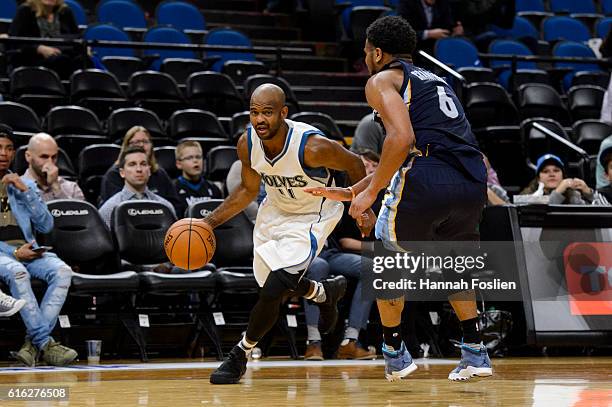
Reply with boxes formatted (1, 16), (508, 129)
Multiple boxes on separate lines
(164, 218), (216, 270)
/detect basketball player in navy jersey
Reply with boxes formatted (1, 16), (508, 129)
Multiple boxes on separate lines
(306, 16), (492, 381)
(203, 84), (375, 384)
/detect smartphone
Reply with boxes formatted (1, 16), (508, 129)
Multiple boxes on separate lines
(32, 246), (53, 253)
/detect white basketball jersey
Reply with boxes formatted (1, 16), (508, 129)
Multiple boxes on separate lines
(248, 119), (333, 214)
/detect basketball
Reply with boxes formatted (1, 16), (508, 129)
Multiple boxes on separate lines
(164, 218), (216, 270)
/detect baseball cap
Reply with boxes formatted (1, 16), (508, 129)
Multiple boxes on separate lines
(536, 154), (564, 173)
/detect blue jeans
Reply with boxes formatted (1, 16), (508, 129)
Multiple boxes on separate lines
(303, 251), (374, 334)
(0, 251), (72, 349)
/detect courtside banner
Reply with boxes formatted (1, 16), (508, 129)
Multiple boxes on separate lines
(360, 241), (612, 303)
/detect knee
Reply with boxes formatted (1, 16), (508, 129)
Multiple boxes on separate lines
(55, 266), (72, 288)
(306, 258), (329, 281)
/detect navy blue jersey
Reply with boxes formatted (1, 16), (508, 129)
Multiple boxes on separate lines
(375, 59), (486, 183)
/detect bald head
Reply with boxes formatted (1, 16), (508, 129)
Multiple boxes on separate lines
(28, 133), (57, 153)
(250, 83), (286, 109)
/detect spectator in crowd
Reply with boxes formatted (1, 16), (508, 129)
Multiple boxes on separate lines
(22, 133), (84, 201)
(597, 145), (612, 203)
(483, 155), (509, 206)
(350, 113), (385, 157)
(225, 160), (259, 223)
(174, 141), (223, 214)
(520, 154), (608, 205)
(99, 146), (176, 228)
(601, 75), (612, 125)
(8, 0), (86, 79)
(597, 136), (612, 189)
(100, 126), (181, 214)
(0, 124), (77, 367)
(398, 0), (463, 54)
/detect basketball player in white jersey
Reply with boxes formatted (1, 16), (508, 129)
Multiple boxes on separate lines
(203, 84), (375, 384)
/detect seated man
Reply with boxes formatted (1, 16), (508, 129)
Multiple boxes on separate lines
(99, 146), (176, 228)
(174, 140), (222, 213)
(0, 124), (77, 367)
(23, 133), (84, 201)
(597, 145), (612, 203)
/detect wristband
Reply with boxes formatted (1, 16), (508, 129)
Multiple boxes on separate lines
(348, 186), (356, 200)
(13, 248), (19, 260)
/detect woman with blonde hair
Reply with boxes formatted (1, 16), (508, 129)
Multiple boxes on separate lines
(8, 0), (85, 79)
(100, 126), (181, 213)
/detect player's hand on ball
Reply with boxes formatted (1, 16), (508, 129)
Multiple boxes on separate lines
(357, 208), (376, 238)
(303, 186), (353, 201)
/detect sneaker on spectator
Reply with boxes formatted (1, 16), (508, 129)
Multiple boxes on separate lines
(15, 339), (37, 367)
(0, 290), (25, 317)
(41, 339), (77, 366)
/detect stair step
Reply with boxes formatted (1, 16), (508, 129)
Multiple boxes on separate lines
(207, 23), (300, 41)
(273, 55), (346, 72)
(253, 40), (342, 57)
(281, 71), (369, 87)
(299, 101), (371, 121)
(294, 86), (365, 102)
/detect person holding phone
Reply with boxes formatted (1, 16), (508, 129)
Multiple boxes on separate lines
(0, 124), (77, 367)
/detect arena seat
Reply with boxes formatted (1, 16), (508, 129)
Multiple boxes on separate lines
(203, 28), (255, 72)
(520, 117), (572, 164)
(111, 199), (222, 359)
(230, 111), (250, 141)
(571, 71), (610, 88)
(43, 199), (145, 359)
(84, 24), (135, 59)
(96, 0), (146, 30)
(603, 0), (612, 15)
(70, 69), (130, 119)
(169, 109), (228, 141)
(156, 0), (206, 32)
(463, 82), (519, 128)
(549, 0), (596, 14)
(222, 60), (268, 85)
(0, 0), (16, 21)
(490, 16), (539, 41)
(489, 40), (544, 90)
(177, 137), (230, 158)
(161, 58), (208, 84)
(516, 84), (571, 126)
(349, 6), (390, 43)
(516, 0), (552, 29)
(153, 146), (179, 179)
(206, 146), (238, 182)
(567, 85), (605, 121)
(596, 17), (612, 38)
(542, 16), (591, 42)
(46, 105), (104, 136)
(56, 135), (110, 172)
(186, 72), (245, 116)
(128, 71), (186, 120)
(13, 145), (76, 178)
(434, 37), (481, 69)
(102, 56), (144, 83)
(9, 67), (66, 117)
(107, 107), (166, 142)
(290, 112), (345, 143)
(143, 26), (197, 71)
(243, 74), (300, 114)
(553, 41), (602, 91)
(573, 119), (612, 155)
(457, 67), (497, 84)
(64, 0), (87, 26)
(0, 102), (43, 145)
(78, 143), (120, 203)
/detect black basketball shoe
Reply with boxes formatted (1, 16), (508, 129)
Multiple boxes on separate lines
(317, 275), (347, 334)
(210, 345), (248, 384)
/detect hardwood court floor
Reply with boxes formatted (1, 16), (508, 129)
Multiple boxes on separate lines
(0, 357), (610, 406)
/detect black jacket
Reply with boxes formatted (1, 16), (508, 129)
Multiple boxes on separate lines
(398, 0), (455, 52)
(8, 4), (80, 67)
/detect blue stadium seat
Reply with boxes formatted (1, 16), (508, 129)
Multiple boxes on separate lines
(337, 0), (385, 37)
(156, 1), (206, 31)
(542, 16), (591, 42)
(597, 17), (612, 38)
(84, 24), (134, 58)
(516, 0), (545, 12)
(143, 26), (197, 71)
(604, 0), (612, 15)
(97, 0), (146, 29)
(98, 0), (136, 4)
(553, 41), (602, 90)
(434, 37), (481, 69)
(64, 0), (87, 26)
(490, 16), (539, 40)
(204, 28), (255, 72)
(489, 40), (542, 90)
(549, 0), (596, 14)
(0, 0), (16, 20)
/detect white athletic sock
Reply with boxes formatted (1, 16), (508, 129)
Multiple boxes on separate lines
(238, 336), (257, 353)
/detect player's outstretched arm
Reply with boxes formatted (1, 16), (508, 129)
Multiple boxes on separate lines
(202, 133), (261, 229)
